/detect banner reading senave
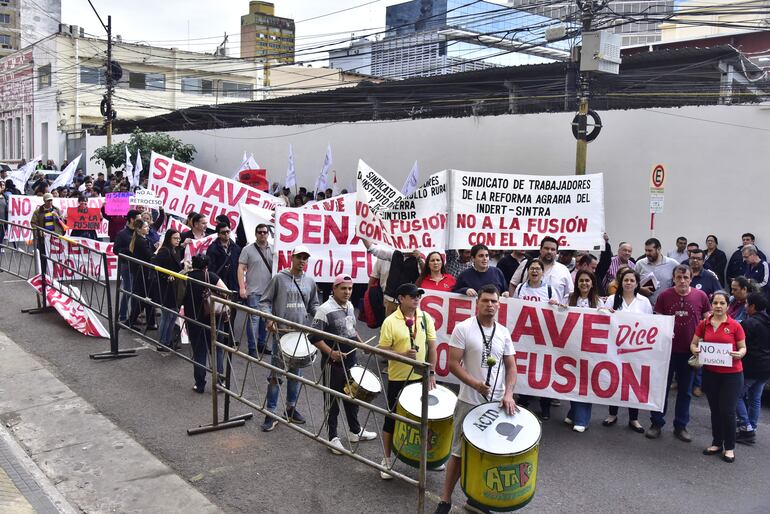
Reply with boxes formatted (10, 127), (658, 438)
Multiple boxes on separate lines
(423, 291), (673, 410)
(148, 152), (277, 227)
(450, 171), (605, 250)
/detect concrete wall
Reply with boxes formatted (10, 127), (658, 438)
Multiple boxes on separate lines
(86, 104), (770, 256)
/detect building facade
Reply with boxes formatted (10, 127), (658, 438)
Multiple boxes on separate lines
(240, 1), (295, 63)
(328, 38), (372, 76)
(0, 29), (263, 167)
(0, 0), (61, 58)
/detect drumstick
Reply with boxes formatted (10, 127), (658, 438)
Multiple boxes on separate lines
(341, 336), (376, 356)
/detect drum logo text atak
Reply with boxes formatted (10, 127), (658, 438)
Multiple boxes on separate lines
(484, 462), (533, 493)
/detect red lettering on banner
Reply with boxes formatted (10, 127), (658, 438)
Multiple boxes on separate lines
(621, 363), (649, 402)
(552, 356), (576, 393)
(435, 342), (450, 376)
(168, 164), (186, 187)
(579, 358), (589, 395)
(542, 310), (579, 348)
(581, 313), (610, 354)
(304, 213), (322, 244)
(203, 177), (223, 202)
(528, 353), (552, 389)
(447, 297), (473, 334)
(350, 251), (369, 278)
(277, 250), (292, 271)
(511, 306), (545, 344)
(152, 157), (170, 180)
(591, 361), (619, 398)
(226, 182), (247, 206)
(278, 212), (300, 243)
(522, 233), (539, 247)
(421, 296), (444, 330)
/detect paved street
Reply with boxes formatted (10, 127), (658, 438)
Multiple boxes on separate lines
(0, 278), (769, 513)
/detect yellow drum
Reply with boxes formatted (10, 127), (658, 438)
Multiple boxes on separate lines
(393, 383), (457, 469)
(461, 404), (541, 512)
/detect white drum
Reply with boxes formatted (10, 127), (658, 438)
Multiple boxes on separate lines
(279, 332), (317, 368)
(344, 366), (382, 402)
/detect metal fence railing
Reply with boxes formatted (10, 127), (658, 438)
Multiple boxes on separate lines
(204, 295), (432, 513)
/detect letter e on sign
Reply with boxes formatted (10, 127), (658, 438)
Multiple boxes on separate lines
(650, 165), (665, 190)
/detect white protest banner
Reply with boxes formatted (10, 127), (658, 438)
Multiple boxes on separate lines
(43, 236), (118, 281)
(130, 188), (163, 208)
(148, 152), (277, 228)
(28, 274), (110, 338)
(240, 203), (275, 246)
(355, 160), (447, 251)
(450, 171), (605, 250)
(7, 195), (109, 242)
(421, 291), (673, 410)
(7, 156), (41, 187)
(273, 202), (372, 283)
(183, 233), (218, 263)
(698, 342), (733, 367)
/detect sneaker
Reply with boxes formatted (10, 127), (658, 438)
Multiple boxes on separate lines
(380, 457), (394, 480)
(573, 425), (586, 433)
(645, 425), (662, 439)
(285, 407), (306, 424)
(674, 427), (693, 443)
(329, 437), (345, 455)
(349, 427), (377, 442)
(192, 384), (204, 394)
(257, 344), (271, 356)
(564, 417), (573, 425)
(434, 501), (452, 514)
(430, 463), (447, 471)
(736, 430), (756, 445)
(261, 415), (278, 432)
(156, 344), (170, 352)
(692, 386), (703, 397)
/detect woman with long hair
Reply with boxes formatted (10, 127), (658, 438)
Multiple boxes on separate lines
(564, 270), (600, 432)
(127, 219), (157, 330)
(704, 234), (727, 287)
(152, 229), (184, 351)
(601, 268), (652, 433)
(691, 290), (746, 463)
(415, 251), (456, 291)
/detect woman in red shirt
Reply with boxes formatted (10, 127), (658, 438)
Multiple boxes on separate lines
(416, 251), (456, 292)
(691, 290), (746, 463)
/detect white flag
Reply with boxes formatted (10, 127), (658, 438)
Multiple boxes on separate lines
(7, 155), (42, 188)
(332, 170), (340, 196)
(124, 146), (134, 187)
(285, 144), (296, 189)
(314, 144), (332, 196)
(402, 161), (420, 196)
(232, 152), (261, 180)
(50, 154), (82, 189)
(133, 149), (143, 188)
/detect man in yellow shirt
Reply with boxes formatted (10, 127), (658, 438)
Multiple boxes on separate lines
(377, 282), (437, 479)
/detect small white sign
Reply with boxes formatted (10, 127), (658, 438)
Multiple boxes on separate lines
(130, 188), (163, 208)
(649, 193), (664, 214)
(698, 341), (733, 367)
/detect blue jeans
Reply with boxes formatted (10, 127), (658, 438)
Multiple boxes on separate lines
(245, 293), (267, 353)
(693, 367), (703, 388)
(650, 353), (693, 429)
(159, 309), (177, 346)
(265, 336), (302, 412)
(736, 377), (768, 431)
(118, 262), (133, 322)
(567, 402), (592, 427)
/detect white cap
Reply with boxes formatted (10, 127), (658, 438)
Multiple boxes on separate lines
(292, 245), (311, 258)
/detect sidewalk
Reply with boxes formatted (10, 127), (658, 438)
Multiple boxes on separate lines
(0, 329), (220, 513)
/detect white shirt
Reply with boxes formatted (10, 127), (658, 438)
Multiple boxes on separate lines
(513, 281), (552, 302)
(449, 316), (515, 405)
(602, 293), (653, 314)
(510, 260), (574, 303)
(370, 257), (391, 301)
(667, 250), (688, 263)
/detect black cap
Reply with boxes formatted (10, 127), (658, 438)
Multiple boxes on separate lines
(396, 283), (425, 298)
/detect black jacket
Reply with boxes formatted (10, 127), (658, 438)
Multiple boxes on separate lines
(152, 246), (183, 309)
(727, 246), (767, 284)
(741, 311), (770, 380)
(206, 239), (241, 291)
(703, 248), (727, 286)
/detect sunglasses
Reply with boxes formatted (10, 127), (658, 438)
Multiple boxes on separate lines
(219, 230), (231, 235)
(256, 230), (268, 234)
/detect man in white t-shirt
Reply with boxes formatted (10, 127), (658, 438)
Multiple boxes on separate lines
(434, 285), (517, 514)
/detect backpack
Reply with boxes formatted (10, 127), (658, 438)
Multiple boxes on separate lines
(359, 280), (385, 329)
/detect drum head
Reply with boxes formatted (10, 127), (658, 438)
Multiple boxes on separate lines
(279, 332), (314, 358)
(349, 366), (382, 393)
(398, 383), (457, 420)
(462, 403), (540, 456)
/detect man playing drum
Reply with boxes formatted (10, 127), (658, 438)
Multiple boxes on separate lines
(435, 284), (517, 514)
(377, 282), (437, 480)
(309, 273), (377, 454)
(258, 245), (319, 432)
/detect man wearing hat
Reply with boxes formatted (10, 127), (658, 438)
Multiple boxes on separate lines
(259, 245), (320, 431)
(31, 193), (64, 235)
(377, 282), (437, 479)
(309, 273), (377, 454)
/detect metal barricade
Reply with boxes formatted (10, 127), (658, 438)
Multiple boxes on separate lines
(0, 219), (45, 311)
(202, 295), (432, 514)
(33, 227), (132, 359)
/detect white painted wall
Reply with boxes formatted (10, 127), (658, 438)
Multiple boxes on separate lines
(86, 104), (770, 256)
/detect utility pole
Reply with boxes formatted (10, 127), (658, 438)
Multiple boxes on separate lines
(105, 15), (113, 166)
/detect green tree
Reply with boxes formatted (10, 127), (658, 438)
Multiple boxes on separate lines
(90, 129), (196, 174)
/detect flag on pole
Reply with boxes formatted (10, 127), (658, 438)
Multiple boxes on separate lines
(50, 154), (82, 189)
(402, 160), (419, 196)
(232, 151), (259, 180)
(285, 144), (296, 190)
(133, 149), (143, 188)
(332, 170), (340, 196)
(314, 144), (332, 196)
(8, 155), (42, 188)
(124, 146), (134, 188)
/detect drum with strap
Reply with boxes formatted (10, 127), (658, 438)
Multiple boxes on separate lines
(279, 332), (317, 368)
(461, 403), (541, 512)
(394, 383), (457, 469)
(343, 366), (382, 402)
